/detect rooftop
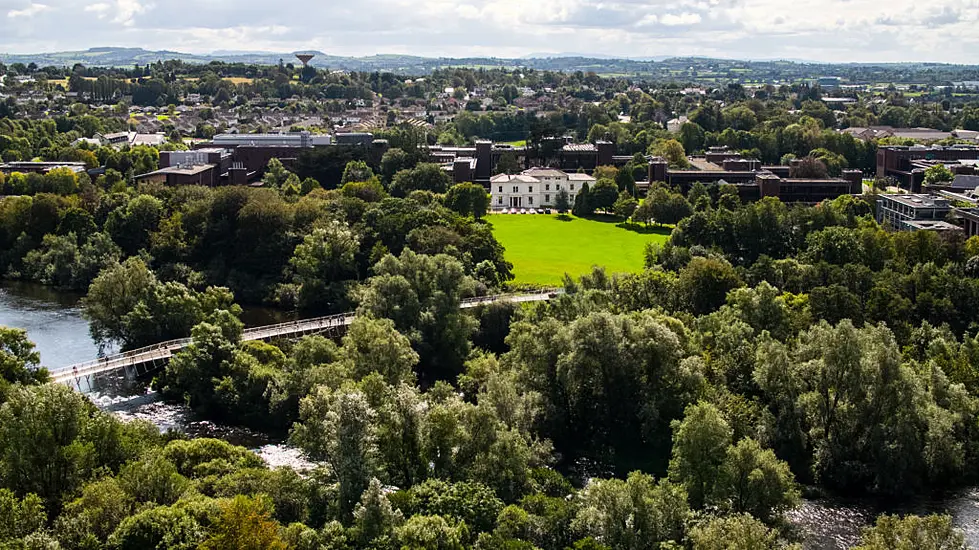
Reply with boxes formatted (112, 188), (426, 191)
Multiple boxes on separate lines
(883, 194), (951, 208)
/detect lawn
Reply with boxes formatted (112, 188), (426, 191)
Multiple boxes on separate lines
(487, 214), (671, 286)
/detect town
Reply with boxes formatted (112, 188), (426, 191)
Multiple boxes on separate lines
(2, 41), (979, 550)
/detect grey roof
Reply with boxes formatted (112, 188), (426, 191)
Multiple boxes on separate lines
(950, 174), (979, 190)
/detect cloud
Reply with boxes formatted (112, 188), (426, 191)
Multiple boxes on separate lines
(0, 0), (977, 63)
(7, 2), (49, 18)
(659, 12), (702, 26)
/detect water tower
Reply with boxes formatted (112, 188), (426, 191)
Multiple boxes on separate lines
(295, 53), (315, 67)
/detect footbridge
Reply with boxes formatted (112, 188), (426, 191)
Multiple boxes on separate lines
(51, 291), (557, 388)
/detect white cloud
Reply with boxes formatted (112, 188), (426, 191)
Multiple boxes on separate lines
(659, 12), (702, 26)
(1, 0), (978, 63)
(7, 2), (49, 18)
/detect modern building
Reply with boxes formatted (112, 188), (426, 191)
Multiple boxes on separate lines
(489, 168), (594, 210)
(211, 132), (331, 148)
(645, 148), (863, 203)
(877, 145), (979, 191)
(876, 194), (958, 232)
(0, 161), (88, 175)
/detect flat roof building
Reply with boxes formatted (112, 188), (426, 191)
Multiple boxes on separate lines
(876, 193), (958, 232)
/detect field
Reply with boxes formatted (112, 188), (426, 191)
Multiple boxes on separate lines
(487, 214), (671, 286)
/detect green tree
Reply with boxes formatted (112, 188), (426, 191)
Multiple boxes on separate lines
(572, 472), (688, 550)
(356, 250), (477, 381)
(588, 179), (618, 214)
(444, 182), (490, 219)
(288, 221), (360, 311)
(668, 402), (732, 509)
(678, 257), (743, 316)
(341, 160), (375, 184)
(292, 387), (378, 518)
(496, 152), (520, 175)
(200, 495), (287, 550)
(650, 139), (690, 169)
(715, 438), (799, 522)
(554, 188), (571, 213)
(391, 164), (452, 196)
(854, 514), (966, 550)
(572, 183), (591, 216)
(0, 328), (47, 402)
(613, 191), (638, 220)
(688, 514), (786, 550)
(923, 164), (955, 186)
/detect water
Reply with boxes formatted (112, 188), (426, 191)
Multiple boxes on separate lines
(0, 281), (977, 547)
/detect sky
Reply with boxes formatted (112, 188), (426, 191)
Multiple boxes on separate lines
(2, 0), (979, 63)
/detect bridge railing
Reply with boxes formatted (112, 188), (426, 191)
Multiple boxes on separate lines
(51, 291), (558, 381)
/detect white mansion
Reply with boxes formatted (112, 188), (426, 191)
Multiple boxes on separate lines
(490, 168), (596, 210)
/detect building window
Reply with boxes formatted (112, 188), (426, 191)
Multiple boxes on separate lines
(545, 184), (550, 191)
(528, 186), (533, 193)
(512, 186), (519, 193)
(545, 194), (550, 202)
(528, 197), (533, 205)
(498, 186), (502, 192)
(571, 184), (575, 190)
(498, 197), (503, 205)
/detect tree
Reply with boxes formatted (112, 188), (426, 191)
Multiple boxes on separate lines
(715, 438), (799, 522)
(292, 387), (378, 518)
(678, 257), (742, 315)
(679, 122), (706, 154)
(396, 515), (467, 550)
(200, 495), (287, 550)
(789, 156), (828, 179)
(341, 160), (375, 184)
(923, 164), (955, 186)
(613, 191), (638, 220)
(554, 188), (571, 213)
(0, 327), (47, 402)
(356, 250), (477, 381)
(0, 384), (148, 509)
(352, 478), (402, 545)
(262, 158), (290, 188)
(381, 148), (412, 184)
(854, 515), (966, 550)
(0, 489), (46, 543)
(650, 139), (690, 169)
(496, 152), (520, 175)
(589, 179), (619, 214)
(668, 402), (732, 509)
(288, 221), (360, 311)
(572, 183), (591, 216)
(572, 472), (688, 550)
(688, 514), (783, 550)
(444, 182), (490, 219)
(391, 164), (452, 196)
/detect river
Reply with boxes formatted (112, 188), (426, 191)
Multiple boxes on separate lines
(0, 281), (977, 548)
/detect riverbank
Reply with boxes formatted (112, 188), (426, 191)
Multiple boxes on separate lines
(1, 281), (977, 549)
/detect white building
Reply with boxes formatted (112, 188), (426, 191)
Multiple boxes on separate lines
(490, 168), (595, 210)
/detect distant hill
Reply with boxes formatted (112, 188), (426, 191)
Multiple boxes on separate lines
(2, 47), (979, 81)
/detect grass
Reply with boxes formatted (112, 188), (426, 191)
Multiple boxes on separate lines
(487, 213), (671, 286)
(501, 140), (527, 147)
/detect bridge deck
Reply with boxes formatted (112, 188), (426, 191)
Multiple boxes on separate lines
(50, 292), (555, 385)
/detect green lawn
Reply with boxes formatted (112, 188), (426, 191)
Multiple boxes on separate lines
(487, 214), (671, 286)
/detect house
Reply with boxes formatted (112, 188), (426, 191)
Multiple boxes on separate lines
(667, 116), (689, 133)
(490, 168), (595, 210)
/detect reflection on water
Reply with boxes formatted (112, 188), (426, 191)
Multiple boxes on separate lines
(789, 491), (979, 549)
(2, 281), (978, 547)
(0, 281), (108, 368)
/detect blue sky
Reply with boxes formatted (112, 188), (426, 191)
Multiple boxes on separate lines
(2, 0), (978, 63)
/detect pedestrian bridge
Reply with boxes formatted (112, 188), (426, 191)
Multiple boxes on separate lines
(50, 291), (557, 387)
